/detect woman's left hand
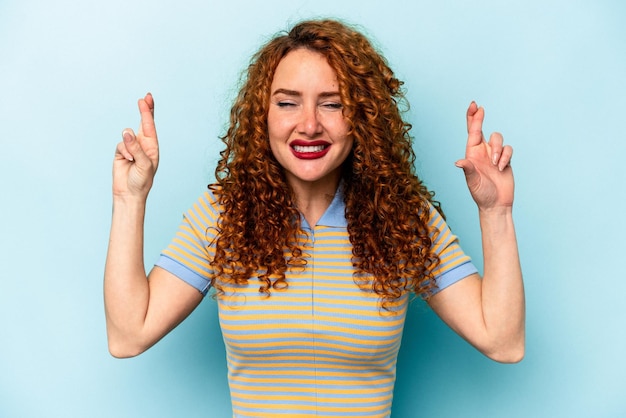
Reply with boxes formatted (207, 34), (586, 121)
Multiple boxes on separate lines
(432, 103), (524, 364)
(455, 102), (514, 211)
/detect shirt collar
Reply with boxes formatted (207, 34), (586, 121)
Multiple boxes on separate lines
(300, 181), (347, 229)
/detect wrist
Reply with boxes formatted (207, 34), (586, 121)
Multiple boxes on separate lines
(112, 191), (148, 206)
(112, 194), (149, 218)
(478, 205), (515, 236)
(478, 204), (513, 218)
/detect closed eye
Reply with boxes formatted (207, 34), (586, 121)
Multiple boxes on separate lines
(276, 101), (297, 108)
(321, 102), (343, 110)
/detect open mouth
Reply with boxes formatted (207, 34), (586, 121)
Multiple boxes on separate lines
(293, 144), (327, 153)
(290, 142), (331, 159)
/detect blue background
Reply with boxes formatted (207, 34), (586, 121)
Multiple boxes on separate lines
(1, 0), (625, 417)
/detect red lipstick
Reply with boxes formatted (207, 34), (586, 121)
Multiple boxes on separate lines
(290, 140), (331, 160)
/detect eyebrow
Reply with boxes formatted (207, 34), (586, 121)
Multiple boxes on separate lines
(271, 88), (341, 98)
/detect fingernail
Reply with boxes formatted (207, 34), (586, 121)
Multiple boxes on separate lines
(123, 131), (133, 142)
(492, 152), (499, 165)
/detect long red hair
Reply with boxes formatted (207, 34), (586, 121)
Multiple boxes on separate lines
(210, 19), (441, 309)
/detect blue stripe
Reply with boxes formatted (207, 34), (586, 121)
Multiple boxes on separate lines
(155, 255), (210, 295)
(157, 189), (476, 417)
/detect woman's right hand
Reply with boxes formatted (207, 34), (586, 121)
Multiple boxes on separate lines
(113, 93), (159, 200)
(107, 93), (204, 358)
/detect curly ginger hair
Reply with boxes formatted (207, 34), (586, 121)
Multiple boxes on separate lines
(210, 19), (442, 309)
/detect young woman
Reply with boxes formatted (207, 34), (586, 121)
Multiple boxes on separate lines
(105, 19), (524, 418)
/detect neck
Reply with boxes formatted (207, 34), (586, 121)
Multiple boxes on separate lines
(288, 177), (341, 228)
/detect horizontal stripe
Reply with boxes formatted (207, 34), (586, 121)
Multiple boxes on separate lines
(155, 188), (477, 417)
(231, 398), (390, 413)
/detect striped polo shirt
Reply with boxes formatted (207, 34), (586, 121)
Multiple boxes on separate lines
(156, 186), (477, 418)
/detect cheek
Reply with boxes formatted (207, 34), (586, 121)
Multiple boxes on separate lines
(332, 119), (351, 143)
(342, 138), (355, 161)
(267, 111), (291, 140)
(319, 112), (348, 135)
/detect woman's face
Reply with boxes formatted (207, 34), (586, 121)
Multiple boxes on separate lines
(267, 48), (352, 193)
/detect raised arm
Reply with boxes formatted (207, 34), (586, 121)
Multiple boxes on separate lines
(428, 102), (525, 363)
(104, 93), (203, 358)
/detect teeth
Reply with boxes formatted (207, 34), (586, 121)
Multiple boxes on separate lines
(293, 145), (326, 153)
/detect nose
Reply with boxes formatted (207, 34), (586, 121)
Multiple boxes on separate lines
(297, 105), (323, 137)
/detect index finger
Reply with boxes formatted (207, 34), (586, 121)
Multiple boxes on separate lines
(466, 102), (484, 148)
(138, 92), (157, 139)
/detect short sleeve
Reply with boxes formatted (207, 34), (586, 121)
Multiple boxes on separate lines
(426, 202), (478, 293)
(154, 190), (221, 296)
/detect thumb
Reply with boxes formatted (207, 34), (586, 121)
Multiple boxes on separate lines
(122, 129), (148, 164)
(455, 159), (480, 190)
(455, 158), (476, 173)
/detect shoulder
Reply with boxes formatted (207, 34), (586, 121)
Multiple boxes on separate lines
(416, 199), (447, 236)
(182, 187), (224, 225)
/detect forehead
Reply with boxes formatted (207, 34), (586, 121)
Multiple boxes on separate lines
(271, 48), (338, 90)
